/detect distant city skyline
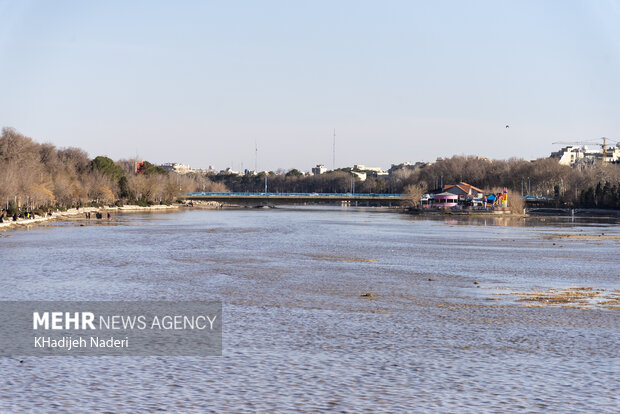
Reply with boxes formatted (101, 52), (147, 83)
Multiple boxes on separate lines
(1, 1), (619, 171)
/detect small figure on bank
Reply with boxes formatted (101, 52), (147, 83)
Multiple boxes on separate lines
(13, 213), (17, 221)
(107, 212), (111, 219)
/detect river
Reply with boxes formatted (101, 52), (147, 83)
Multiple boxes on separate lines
(1, 207), (618, 412)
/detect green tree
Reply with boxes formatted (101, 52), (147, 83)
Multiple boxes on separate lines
(91, 156), (125, 182)
(139, 161), (167, 175)
(118, 176), (131, 198)
(286, 169), (303, 177)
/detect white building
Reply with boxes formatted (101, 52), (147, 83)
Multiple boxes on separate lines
(160, 163), (192, 174)
(221, 167), (243, 175)
(312, 164), (327, 175)
(353, 164), (384, 173)
(550, 146), (584, 166)
(603, 144), (620, 163)
(551, 144), (620, 166)
(353, 164), (388, 178)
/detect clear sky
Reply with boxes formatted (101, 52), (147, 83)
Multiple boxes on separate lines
(1, 0), (619, 171)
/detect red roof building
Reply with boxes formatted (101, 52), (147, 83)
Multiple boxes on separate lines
(443, 182), (485, 198)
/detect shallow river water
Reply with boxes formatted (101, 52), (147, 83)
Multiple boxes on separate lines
(1, 207), (618, 412)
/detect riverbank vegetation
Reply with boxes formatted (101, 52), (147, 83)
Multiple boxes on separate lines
(0, 127), (226, 213)
(211, 156), (620, 209)
(408, 156), (620, 209)
(2, 127), (619, 212)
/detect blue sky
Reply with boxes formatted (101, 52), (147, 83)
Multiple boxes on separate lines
(1, 0), (619, 171)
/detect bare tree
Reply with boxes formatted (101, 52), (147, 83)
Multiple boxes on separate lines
(403, 184), (426, 208)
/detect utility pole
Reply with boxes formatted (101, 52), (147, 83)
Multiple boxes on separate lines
(264, 174), (268, 194)
(521, 178), (524, 196)
(255, 141), (258, 172)
(332, 128), (336, 170)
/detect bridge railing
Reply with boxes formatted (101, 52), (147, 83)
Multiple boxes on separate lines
(185, 192), (405, 198)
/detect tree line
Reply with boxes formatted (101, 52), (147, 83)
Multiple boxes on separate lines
(398, 156), (620, 209)
(212, 156), (620, 209)
(0, 127), (226, 213)
(2, 127), (619, 212)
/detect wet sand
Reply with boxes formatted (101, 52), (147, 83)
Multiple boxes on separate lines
(544, 234), (620, 239)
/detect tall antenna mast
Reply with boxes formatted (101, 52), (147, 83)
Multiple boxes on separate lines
(254, 140), (258, 172)
(332, 128), (336, 170)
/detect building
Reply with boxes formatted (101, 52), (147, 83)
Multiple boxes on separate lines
(551, 144), (620, 166)
(388, 161), (431, 175)
(421, 183), (484, 209)
(420, 193), (432, 207)
(353, 164), (388, 178)
(433, 192), (459, 207)
(220, 167), (243, 176)
(443, 182), (485, 199)
(160, 163), (192, 174)
(353, 164), (383, 173)
(312, 164), (327, 175)
(602, 144), (620, 163)
(550, 146), (584, 166)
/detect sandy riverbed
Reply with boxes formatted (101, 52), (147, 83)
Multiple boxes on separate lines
(544, 233), (620, 240)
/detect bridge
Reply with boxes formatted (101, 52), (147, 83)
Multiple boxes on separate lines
(183, 192), (552, 208)
(184, 192), (407, 206)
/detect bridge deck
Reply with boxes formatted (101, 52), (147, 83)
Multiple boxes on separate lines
(184, 192), (406, 202)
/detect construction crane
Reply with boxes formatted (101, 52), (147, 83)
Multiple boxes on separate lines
(552, 137), (618, 158)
